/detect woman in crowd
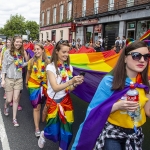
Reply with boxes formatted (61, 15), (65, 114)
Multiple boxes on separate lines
(1, 36), (28, 127)
(38, 40), (84, 150)
(0, 38), (11, 99)
(26, 43), (49, 137)
(72, 40), (150, 150)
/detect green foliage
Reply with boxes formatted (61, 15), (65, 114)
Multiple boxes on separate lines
(25, 21), (39, 40)
(0, 28), (4, 34)
(0, 14), (39, 40)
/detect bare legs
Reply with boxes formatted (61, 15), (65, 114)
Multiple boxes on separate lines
(5, 89), (21, 120)
(33, 104), (41, 131)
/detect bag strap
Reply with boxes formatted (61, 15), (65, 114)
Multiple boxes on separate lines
(52, 79), (62, 99)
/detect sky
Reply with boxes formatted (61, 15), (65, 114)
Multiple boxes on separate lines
(0, 0), (40, 28)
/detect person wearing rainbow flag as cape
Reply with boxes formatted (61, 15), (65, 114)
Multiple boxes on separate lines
(38, 40), (84, 150)
(72, 40), (150, 150)
(26, 43), (49, 137)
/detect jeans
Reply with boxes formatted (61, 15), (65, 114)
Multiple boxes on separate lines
(104, 138), (135, 150)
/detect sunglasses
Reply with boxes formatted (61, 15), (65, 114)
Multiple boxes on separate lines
(56, 40), (69, 47)
(127, 52), (150, 61)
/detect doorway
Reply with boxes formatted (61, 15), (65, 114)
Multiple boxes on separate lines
(127, 30), (135, 39)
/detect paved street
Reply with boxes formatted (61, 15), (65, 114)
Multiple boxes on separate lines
(0, 86), (150, 150)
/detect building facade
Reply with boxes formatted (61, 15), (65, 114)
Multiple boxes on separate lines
(73, 0), (150, 50)
(40, 0), (75, 43)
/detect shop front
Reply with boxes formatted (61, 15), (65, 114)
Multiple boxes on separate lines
(136, 20), (150, 39)
(126, 19), (150, 40)
(76, 19), (100, 45)
(103, 23), (119, 50)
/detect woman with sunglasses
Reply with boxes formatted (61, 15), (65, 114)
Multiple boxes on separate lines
(38, 40), (84, 150)
(1, 36), (27, 127)
(72, 40), (150, 150)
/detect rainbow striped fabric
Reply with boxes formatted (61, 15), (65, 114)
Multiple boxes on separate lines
(70, 50), (118, 72)
(28, 77), (47, 108)
(44, 94), (74, 150)
(140, 29), (150, 41)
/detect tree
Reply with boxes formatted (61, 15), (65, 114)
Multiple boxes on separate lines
(2, 14), (26, 37)
(0, 14), (39, 40)
(25, 21), (39, 40)
(0, 28), (4, 34)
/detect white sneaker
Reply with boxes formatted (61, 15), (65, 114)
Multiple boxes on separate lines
(35, 130), (41, 137)
(38, 131), (46, 148)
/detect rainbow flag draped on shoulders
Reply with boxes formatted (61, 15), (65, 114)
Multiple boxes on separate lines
(71, 74), (149, 150)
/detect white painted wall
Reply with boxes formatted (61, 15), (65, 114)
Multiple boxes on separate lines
(40, 27), (70, 42)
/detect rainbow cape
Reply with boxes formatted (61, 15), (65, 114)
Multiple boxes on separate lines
(71, 74), (149, 150)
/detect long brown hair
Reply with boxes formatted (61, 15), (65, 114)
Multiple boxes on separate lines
(50, 40), (70, 75)
(30, 43), (49, 70)
(10, 36), (24, 57)
(112, 40), (150, 92)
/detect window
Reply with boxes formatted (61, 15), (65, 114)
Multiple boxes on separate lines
(82, 0), (86, 17)
(53, 7), (56, 24)
(41, 33), (43, 41)
(60, 30), (63, 40)
(42, 12), (44, 26)
(94, 0), (99, 14)
(67, 1), (72, 20)
(108, 0), (114, 11)
(46, 32), (49, 39)
(60, 5), (64, 22)
(47, 10), (50, 25)
(126, 0), (134, 7)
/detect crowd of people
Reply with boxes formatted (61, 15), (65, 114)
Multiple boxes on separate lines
(0, 36), (150, 150)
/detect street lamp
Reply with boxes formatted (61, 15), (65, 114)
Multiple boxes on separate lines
(26, 30), (30, 41)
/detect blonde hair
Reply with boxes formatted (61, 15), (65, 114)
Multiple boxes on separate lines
(30, 43), (50, 70)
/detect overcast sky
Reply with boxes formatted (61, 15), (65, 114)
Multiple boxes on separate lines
(0, 0), (40, 28)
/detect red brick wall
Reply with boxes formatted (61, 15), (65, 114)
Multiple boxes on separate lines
(40, 0), (72, 26)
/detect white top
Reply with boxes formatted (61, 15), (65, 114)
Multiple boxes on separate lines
(98, 38), (103, 46)
(46, 62), (73, 99)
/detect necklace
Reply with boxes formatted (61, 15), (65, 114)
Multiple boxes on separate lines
(57, 61), (73, 93)
(33, 60), (46, 79)
(14, 51), (23, 71)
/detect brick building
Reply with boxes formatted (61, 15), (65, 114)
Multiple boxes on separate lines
(40, 0), (75, 43)
(73, 0), (150, 49)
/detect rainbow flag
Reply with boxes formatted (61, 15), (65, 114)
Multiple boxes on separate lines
(44, 94), (74, 150)
(44, 45), (54, 58)
(70, 51), (119, 102)
(28, 78), (47, 108)
(140, 29), (150, 41)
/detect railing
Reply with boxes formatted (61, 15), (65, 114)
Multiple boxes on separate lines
(73, 0), (150, 19)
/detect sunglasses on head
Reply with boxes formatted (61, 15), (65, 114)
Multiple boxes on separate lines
(126, 52), (150, 62)
(56, 40), (69, 47)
